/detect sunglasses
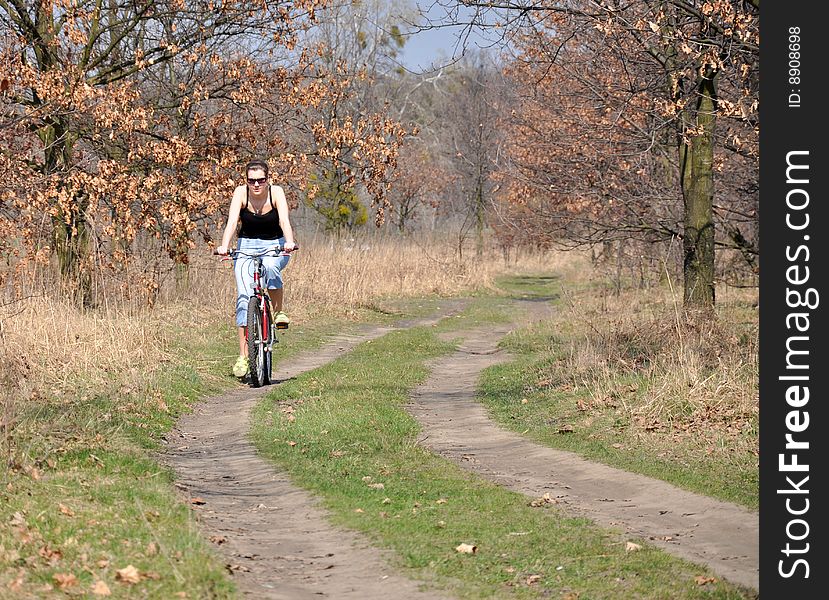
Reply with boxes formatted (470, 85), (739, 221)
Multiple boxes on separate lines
(247, 177), (267, 185)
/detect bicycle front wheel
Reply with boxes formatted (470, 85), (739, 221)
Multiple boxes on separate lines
(247, 295), (266, 387)
(262, 297), (274, 385)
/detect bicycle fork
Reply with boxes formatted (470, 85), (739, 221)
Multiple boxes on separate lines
(262, 300), (275, 352)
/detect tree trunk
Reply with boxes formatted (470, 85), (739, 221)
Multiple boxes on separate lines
(679, 71), (717, 308)
(614, 239), (624, 296)
(41, 120), (93, 304)
(475, 180), (484, 258)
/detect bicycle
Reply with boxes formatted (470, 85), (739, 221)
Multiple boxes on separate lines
(215, 243), (297, 387)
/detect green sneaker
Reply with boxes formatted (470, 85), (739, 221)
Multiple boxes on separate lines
(232, 355), (249, 378)
(274, 311), (290, 328)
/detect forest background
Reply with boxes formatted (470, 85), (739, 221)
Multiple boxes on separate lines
(0, 0), (758, 307)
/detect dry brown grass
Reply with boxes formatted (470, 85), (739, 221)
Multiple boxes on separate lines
(176, 232), (565, 321)
(192, 233), (508, 320)
(0, 233), (525, 455)
(4, 233), (755, 462)
(553, 280), (758, 451)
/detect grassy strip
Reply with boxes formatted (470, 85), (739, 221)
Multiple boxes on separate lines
(1, 449), (232, 598)
(250, 324), (753, 599)
(0, 312), (356, 598)
(479, 350), (758, 508)
(493, 273), (565, 301)
(477, 274), (758, 509)
(1, 330), (238, 597)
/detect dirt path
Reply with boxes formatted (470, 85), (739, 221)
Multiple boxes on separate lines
(166, 297), (757, 597)
(406, 301), (759, 592)
(165, 303), (465, 599)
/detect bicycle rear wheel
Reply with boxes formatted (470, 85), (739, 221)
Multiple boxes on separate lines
(247, 295), (266, 387)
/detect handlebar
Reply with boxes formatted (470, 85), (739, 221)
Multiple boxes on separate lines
(213, 243), (299, 258)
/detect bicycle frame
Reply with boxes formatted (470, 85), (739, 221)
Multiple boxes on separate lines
(223, 245), (291, 386)
(229, 245), (289, 323)
(249, 255), (271, 343)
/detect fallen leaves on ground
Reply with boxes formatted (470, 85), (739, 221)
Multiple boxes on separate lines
(7, 570), (24, 592)
(455, 543), (477, 554)
(91, 580), (111, 596)
(695, 575), (718, 585)
(115, 565), (141, 584)
(226, 563), (251, 573)
(52, 573), (78, 590)
(529, 493), (558, 507)
(39, 544), (63, 564)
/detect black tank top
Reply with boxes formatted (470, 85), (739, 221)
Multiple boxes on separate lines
(238, 186), (283, 240)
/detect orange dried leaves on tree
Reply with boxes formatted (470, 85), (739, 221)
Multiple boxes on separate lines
(0, 0), (408, 299)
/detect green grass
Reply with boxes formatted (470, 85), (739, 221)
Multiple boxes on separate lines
(494, 274), (562, 301)
(1, 326), (238, 597)
(478, 350), (758, 509)
(432, 296), (513, 331)
(250, 323), (754, 599)
(1, 452), (232, 598)
(477, 286), (759, 510)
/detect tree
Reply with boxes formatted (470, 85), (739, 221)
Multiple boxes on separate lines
(305, 167), (368, 233)
(451, 55), (501, 256)
(388, 138), (447, 233)
(301, 0), (412, 232)
(0, 1), (408, 302)
(0, 0), (333, 299)
(428, 0), (759, 308)
(421, 53), (503, 256)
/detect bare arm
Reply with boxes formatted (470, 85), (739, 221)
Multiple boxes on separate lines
(216, 186), (245, 254)
(272, 185), (296, 247)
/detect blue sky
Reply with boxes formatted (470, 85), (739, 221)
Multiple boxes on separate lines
(395, 2), (500, 72)
(399, 24), (494, 71)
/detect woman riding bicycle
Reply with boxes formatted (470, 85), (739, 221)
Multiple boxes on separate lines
(215, 159), (297, 377)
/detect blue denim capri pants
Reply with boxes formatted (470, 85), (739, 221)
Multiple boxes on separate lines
(234, 237), (291, 326)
